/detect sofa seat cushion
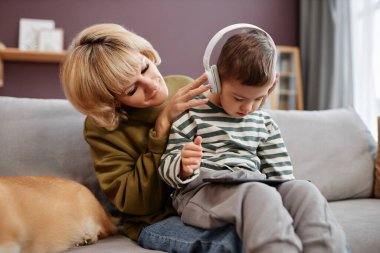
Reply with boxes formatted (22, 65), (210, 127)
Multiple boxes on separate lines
(329, 199), (380, 253)
(269, 108), (376, 201)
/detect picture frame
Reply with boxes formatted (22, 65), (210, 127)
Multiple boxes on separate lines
(18, 18), (55, 51)
(38, 28), (64, 52)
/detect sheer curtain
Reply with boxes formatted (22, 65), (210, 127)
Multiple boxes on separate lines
(350, 0), (380, 138)
(300, 0), (353, 111)
(300, 0), (380, 138)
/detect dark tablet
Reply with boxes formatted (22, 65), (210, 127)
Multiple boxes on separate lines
(203, 177), (292, 187)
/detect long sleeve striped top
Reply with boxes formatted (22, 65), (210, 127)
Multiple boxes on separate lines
(160, 95), (295, 189)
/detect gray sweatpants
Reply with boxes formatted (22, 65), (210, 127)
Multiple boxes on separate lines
(173, 179), (346, 253)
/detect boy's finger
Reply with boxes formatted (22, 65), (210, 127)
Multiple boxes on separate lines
(194, 136), (202, 145)
(183, 142), (202, 151)
(182, 167), (193, 175)
(182, 149), (202, 158)
(184, 160), (200, 167)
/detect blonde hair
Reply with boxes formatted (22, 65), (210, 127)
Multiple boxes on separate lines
(61, 23), (161, 130)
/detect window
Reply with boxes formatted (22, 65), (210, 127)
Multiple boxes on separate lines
(351, 0), (380, 138)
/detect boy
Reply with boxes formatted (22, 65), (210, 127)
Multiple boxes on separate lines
(159, 27), (346, 253)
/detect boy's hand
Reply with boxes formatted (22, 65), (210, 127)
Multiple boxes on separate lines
(180, 136), (203, 180)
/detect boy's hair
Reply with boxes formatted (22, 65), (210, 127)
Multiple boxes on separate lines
(217, 28), (277, 87)
(61, 23), (160, 130)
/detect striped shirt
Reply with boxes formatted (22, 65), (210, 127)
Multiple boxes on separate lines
(160, 95), (295, 189)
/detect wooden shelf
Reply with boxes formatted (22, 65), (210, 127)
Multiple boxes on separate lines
(268, 46), (303, 110)
(0, 47), (67, 62)
(0, 47), (67, 87)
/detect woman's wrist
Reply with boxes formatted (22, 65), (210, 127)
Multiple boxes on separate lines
(154, 114), (170, 138)
(148, 128), (168, 154)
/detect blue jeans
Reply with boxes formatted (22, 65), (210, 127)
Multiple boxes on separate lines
(138, 216), (351, 253)
(137, 216), (242, 253)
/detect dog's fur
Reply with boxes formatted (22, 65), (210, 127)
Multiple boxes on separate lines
(0, 176), (118, 253)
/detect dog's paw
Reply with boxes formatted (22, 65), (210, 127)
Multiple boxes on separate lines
(74, 235), (98, 247)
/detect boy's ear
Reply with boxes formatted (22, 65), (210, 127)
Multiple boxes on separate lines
(267, 72), (279, 95)
(260, 72), (279, 107)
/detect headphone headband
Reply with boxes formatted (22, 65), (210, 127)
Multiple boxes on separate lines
(203, 23), (276, 71)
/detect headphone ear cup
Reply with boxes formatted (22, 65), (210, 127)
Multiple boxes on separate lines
(210, 65), (222, 94)
(206, 69), (215, 91)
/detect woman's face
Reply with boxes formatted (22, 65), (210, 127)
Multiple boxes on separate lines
(117, 54), (168, 108)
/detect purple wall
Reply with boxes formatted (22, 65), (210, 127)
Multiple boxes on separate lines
(0, 0), (299, 98)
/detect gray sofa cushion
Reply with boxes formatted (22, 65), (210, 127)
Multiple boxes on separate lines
(0, 96), (102, 195)
(269, 108), (376, 201)
(329, 199), (380, 253)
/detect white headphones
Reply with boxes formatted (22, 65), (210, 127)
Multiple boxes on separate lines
(203, 23), (276, 93)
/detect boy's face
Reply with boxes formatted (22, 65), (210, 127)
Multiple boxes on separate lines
(217, 79), (273, 117)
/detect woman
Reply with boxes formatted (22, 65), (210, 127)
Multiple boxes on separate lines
(60, 23), (241, 253)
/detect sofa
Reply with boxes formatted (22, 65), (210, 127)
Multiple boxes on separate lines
(0, 94), (379, 253)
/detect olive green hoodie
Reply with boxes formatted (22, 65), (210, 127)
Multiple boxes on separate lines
(84, 75), (193, 241)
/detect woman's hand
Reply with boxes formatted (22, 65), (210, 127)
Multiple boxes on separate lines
(155, 74), (210, 137)
(180, 136), (203, 180)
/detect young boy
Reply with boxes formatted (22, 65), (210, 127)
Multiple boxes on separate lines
(159, 27), (347, 253)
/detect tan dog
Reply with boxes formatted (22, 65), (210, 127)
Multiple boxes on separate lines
(0, 176), (118, 253)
